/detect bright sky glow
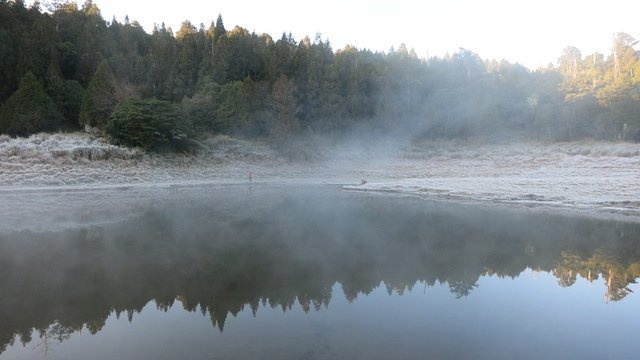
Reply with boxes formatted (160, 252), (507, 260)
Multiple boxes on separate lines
(43, 0), (640, 69)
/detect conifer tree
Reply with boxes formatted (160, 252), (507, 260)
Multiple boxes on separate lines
(0, 72), (62, 136)
(79, 60), (118, 129)
(214, 14), (226, 41)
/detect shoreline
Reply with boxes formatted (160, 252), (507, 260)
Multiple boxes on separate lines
(2, 132), (640, 223)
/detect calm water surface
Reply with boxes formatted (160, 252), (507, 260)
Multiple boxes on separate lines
(0, 184), (639, 359)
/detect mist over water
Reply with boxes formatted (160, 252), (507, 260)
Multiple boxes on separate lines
(2, 2), (639, 358)
(3, 132), (640, 222)
(1, 185), (639, 359)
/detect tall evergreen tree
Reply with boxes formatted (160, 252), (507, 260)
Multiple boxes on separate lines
(0, 72), (63, 136)
(79, 60), (118, 129)
(146, 23), (176, 99)
(74, 0), (108, 85)
(214, 14), (226, 41)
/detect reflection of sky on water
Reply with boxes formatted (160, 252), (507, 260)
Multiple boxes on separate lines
(1, 184), (640, 359)
(4, 272), (639, 360)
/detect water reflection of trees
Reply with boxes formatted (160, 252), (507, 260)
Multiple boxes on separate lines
(553, 250), (640, 302)
(1, 189), (640, 353)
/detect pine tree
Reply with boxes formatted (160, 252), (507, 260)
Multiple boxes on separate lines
(147, 23), (176, 100)
(0, 72), (63, 136)
(214, 14), (226, 41)
(167, 21), (202, 99)
(79, 60), (118, 129)
(74, 0), (108, 85)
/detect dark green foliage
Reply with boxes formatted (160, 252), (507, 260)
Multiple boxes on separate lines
(215, 14), (226, 39)
(74, 0), (109, 85)
(45, 64), (66, 115)
(146, 23), (176, 100)
(0, 28), (14, 100)
(605, 87), (640, 141)
(167, 21), (204, 100)
(0, 72), (62, 136)
(182, 80), (221, 132)
(3, 0), (640, 143)
(107, 99), (193, 151)
(79, 60), (118, 129)
(215, 81), (250, 132)
(44, 65), (84, 128)
(61, 80), (86, 127)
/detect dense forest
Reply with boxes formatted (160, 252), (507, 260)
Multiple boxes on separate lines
(1, 0), (640, 150)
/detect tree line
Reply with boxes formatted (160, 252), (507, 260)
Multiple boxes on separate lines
(1, 0), (640, 149)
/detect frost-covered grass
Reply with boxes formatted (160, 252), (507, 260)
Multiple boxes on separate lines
(0, 132), (143, 161)
(0, 132), (284, 187)
(1, 132), (640, 219)
(346, 139), (640, 216)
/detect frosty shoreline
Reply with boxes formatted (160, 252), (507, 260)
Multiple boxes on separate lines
(343, 140), (640, 219)
(1, 132), (640, 221)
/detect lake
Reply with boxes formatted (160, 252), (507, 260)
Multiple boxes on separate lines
(0, 184), (639, 359)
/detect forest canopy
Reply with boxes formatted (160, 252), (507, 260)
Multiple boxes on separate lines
(1, 0), (640, 145)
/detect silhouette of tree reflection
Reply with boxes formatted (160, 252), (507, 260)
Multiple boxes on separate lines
(33, 322), (75, 356)
(0, 187), (639, 353)
(448, 280), (479, 299)
(552, 250), (640, 302)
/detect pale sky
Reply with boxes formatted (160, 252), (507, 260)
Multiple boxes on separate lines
(46, 0), (640, 69)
